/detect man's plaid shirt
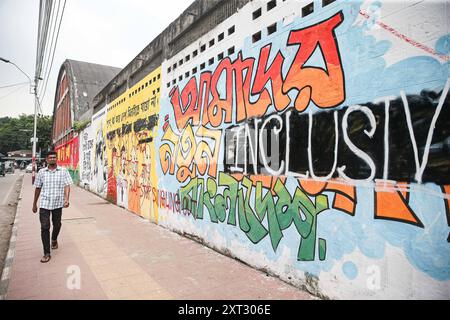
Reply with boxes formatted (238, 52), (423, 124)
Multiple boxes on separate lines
(34, 166), (73, 210)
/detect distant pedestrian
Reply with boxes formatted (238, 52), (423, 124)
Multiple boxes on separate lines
(32, 151), (73, 263)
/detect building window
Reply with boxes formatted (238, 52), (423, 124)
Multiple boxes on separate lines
(252, 31), (261, 43)
(145, 82), (148, 87)
(302, 3), (314, 17)
(209, 57), (214, 65)
(267, 0), (276, 11)
(178, 75), (183, 81)
(157, 74), (160, 79)
(252, 8), (262, 20)
(209, 39), (215, 47)
(185, 71), (190, 78)
(172, 79), (176, 85)
(218, 52), (224, 60)
(157, 88), (160, 93)
(179, 59), (183, 66)
(167, 82), (170, 88)
(228, 25), (235, 35)
(167, 67), (171, 73)
(153, 90), (156, 95)
(267, 23), (277, 35)
(322, 0), (336, 6)
(200, 44), (206, 52)
(193, 49), (198, 57)
(153, 77), (156, 82)
(185, 55), (190, 62)
(218, 32), (224, 41)
(192, 67), (197, 74)
(173, 63), (177, 70)
(228, 46), (235, 55)
(200, 62), (205, 70)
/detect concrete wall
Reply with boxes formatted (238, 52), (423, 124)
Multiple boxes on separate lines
(78, 0), (450, 299)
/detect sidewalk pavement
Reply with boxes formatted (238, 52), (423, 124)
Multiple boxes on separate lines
(4, 174), (315, 300)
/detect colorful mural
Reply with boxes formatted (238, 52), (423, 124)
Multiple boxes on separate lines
(154, 1), (450, 299)
(56, 135), (79, 183)
(75, 0), (450, 299)
(104, 68), (161, 220)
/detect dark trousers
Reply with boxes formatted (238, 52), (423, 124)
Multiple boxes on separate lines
(39, 208), (62, 255)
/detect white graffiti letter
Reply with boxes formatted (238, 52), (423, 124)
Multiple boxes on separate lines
(260, 114), (285, 176)
(338, 105), (377, 182)
(308, 110), (339, 181)
(401, 78), (450, 184)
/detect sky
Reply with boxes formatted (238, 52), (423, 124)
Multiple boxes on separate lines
(0, 0), (190, 118)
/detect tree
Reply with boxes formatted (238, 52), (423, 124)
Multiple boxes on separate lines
(0, 114), (53, 157)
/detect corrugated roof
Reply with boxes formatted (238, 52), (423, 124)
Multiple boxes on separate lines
(64, 59), (121, 121)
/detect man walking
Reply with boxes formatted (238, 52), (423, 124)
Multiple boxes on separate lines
(32, 151), (73, 263)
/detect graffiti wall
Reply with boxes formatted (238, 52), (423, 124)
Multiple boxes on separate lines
(104, 68), (161, 220)
(79, 123), (93, 188)
(78, 106), (108, 197)
(56, 135), (79, 183)
(154, 0), (450, 299)
(73, 0), (449, 299)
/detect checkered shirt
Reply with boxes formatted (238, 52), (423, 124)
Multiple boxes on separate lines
(34, 166), (73, 210)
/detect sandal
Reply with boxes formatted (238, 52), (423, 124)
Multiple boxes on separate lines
(40, 254), (51, 263)
(51, 241), (58, 250)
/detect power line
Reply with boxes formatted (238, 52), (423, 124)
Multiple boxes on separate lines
(30, 0), (55, 183)
(39, 0), (58, 87)
(0, 84), (28, 101)
(36, 95), (44, 114)
(38, 0), (66, 105)
(0, 81), (30, 89)
(35, 0), (53, 82)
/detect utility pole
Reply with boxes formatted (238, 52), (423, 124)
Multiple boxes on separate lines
(32, 89), (39, 184)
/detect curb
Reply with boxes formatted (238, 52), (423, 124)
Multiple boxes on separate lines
(0, 174), (25, 300)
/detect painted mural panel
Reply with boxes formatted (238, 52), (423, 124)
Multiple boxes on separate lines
(155, 0), (450, 298)
(56, 135), (79, 183)
(78, 106), (108, 197)
(79, 123), (93, 188)
(105, 67), (161, 220)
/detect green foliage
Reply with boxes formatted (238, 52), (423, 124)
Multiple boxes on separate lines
(0, 114), (53, 157)
(73, 119), (90, 132)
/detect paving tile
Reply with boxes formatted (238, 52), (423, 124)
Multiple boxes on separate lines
(6, 175), (314, 300)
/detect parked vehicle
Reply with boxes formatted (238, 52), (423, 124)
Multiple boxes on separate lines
(25, 163), (33, 173)
(0, 163), (5, 176)
(4, 161), (14, 174)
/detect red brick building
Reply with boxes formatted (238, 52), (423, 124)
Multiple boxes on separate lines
(52, 59), (120, 147)
(52, 59), (120, 181)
